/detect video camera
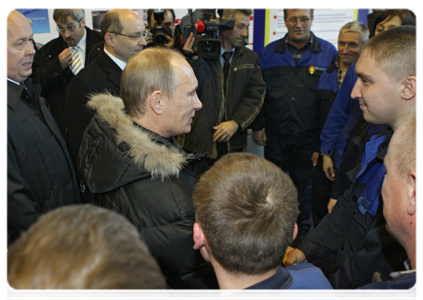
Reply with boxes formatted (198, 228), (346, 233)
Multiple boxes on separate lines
(149, 10), (172, 47)
(180, 9), (235, 59)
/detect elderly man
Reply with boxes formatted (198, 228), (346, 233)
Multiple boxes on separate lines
(8, 204), (166, 289)
(7, 11), (80, 246)
(359, 109), (416, 289)
(251, 9), (337, 243)
(31, 9), (102, 136)
(78, 47), (218, 289)
(285, 26), (415, 289)
(65, 9), (147, 169)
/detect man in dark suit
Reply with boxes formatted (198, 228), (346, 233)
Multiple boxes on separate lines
(7, 10), (81, 246)
(31, 9), (103, 137)
(65, 9), (147, 170)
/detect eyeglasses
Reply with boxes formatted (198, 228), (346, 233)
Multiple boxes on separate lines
(57, 21), (81, 33)
(109, 31), (148, 41)
(287, 17), (311, 25)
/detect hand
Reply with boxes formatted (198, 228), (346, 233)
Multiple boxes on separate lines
(183, 32), (195, 53)
(327, 198), (338, 213)
(322, 155), (335, 182)
(252, 130), (267, 146)
(282, 246), (294, 266)
(284, 248), (306, 267)
(58, 48), (73, 70)
(213, 120), (239, 142)
(311, 152), (319, 166)
(163, 35), (175, 49)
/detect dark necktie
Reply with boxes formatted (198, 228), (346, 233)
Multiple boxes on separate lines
(222, 51), (232, 92)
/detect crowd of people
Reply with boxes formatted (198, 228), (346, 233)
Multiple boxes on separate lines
(7, 8), (416, 291)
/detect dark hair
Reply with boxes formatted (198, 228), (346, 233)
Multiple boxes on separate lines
(193, 153), (299, 276)
(147, 9), (175, 27)
(53, 9), (85, 23)
(8, 204), (166, 289)
(374, 9), (416, 34)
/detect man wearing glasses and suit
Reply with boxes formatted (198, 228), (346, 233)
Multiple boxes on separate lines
(31, 9), (103, 137)
(65, 9), (148, 170)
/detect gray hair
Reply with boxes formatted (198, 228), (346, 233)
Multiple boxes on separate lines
(53, 9), (85, 23)
(340, 21), (369, 44)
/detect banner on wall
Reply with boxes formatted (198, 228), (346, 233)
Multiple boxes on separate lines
(266, 9), (357, 49)
(16, 9), (50, 34)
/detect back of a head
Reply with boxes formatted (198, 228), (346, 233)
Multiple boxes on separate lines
(193, 153), (299, 276)
(100, 9), (122, 41)
(121, 47), (183, 118)
(8, 204), (166, 289)
(361, 25), (415, 82)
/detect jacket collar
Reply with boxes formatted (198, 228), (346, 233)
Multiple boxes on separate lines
(274, 32), (322, 54)
(7, 78), (41, 110)
(87, 93), (192, 180)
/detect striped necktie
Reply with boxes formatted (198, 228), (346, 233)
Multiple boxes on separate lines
(70, 46), (82, 75)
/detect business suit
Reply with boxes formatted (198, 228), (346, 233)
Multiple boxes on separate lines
(31, 27), (103, 137)
(65, 49), (122, 170)
(8, 79), (81, 246)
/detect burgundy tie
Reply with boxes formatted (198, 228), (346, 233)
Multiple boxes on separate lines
(222, 51), (232, 91)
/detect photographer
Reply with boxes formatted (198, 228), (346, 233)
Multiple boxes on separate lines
(147, 9), (176, 48)
(178, 9), (266, 176)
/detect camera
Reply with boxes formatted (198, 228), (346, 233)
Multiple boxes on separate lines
(180, 9), (235, 59)
(149, 10), (172, 47)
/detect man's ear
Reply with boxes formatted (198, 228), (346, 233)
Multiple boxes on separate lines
(407, 170), (416, 216)
(149, 91), (164, 115)
(292, 222), (298, 242)
(104, 32), (114, 47)
(80, 17), (86, 28)
(401, 76), (416, 101)
(193, 222), (211, 262)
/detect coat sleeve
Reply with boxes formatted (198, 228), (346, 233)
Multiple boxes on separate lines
(7, 140), (41, 246)
(297, 184), (355, 262)
(319, 64), (356, 156)
(230, 56), (266, 131)
(31, 51), (68, 99)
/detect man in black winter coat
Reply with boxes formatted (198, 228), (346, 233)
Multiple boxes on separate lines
(7, 10), (80, 246)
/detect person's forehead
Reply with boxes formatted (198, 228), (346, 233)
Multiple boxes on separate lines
(9, 18), (32, 40)
(57, 15), (78, 26)
(338, 31), (361, 42)
(286, 9), (311, 18)
(164, 10), (174, 23)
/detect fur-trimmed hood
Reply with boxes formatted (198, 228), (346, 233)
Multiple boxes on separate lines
(79, 93), (193, 192)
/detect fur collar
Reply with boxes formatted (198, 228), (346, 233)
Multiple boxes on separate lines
(87, 93), (191, 180)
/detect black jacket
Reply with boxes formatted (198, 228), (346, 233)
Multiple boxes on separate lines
(7, 79), (81, 246)
(31, 27), (103, 136)
(178, 45), (265, 158)
(65, 49), (122, 169)
(78, 93), (218, 289)
(298, 129), (407, 288)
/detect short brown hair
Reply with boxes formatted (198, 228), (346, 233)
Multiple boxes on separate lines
(387, 108), (416, 180)
(193, 153), (299, 275)
(100, 9), (123, 41)
(121, 47), (184, 117)
(360, 25), (415, 83)
(283, 9), (314, 20)
(8, 204), (166, 289)
(53, 9), (85, 24)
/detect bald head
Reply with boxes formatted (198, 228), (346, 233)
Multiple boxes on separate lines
(7, 10), (35, 82)
(101, 9), (146, 62)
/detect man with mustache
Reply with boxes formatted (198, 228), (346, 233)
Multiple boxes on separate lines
(31, 9), (103, 137)
(7, 10), (80, 246)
